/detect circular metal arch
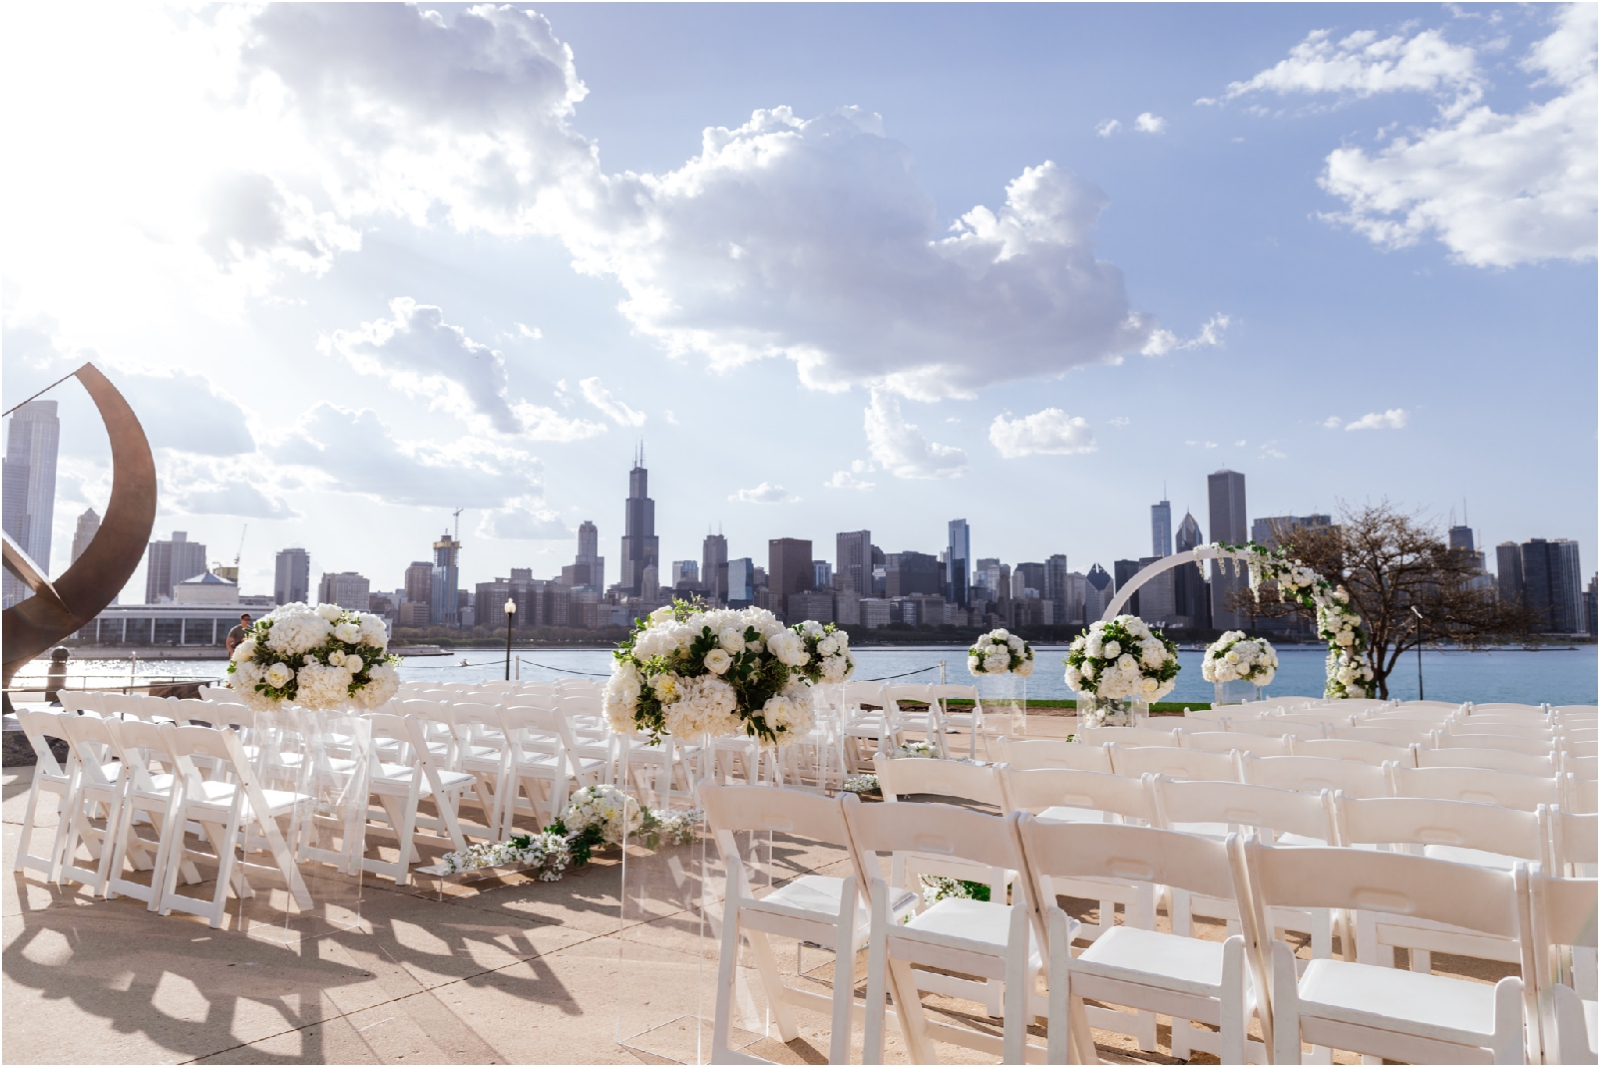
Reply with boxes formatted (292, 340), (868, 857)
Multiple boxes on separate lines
(1099, 545), (1258, 623)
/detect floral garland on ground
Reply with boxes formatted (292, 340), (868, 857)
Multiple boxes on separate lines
(967, 629), (1035, 676)
(227, 602), (401, 711)
(1063, 615), (1180, 704)
(1211, 541), (1374, 699)
(438, 785), (699, 877)
(604, 602), (853, 746)
(1201, 631), (1278, 687)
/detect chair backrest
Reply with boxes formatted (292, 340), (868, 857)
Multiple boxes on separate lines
(57, 691), (95, 714)
(1109, 743), (1240, 783)
(1155, 778), (1335, 843)
(1078, 724), (1181, 748)
(166, 698), (214, 724)
(873, 754), (1003, 808)
(1389, 764), (1561, 811)
(15, 709), (73, 779)
(1564, 772), (1599, 815)
(1333, 793), (1541, 860)
(998, 766), (1157, 823)
(996, 738), (1112, 774)
(1437, 732), (1556, 758)
(1292, 737), (1417, 768)
(1469, 703), (1546, 715)
(59, 712), (120, 788)
(199, 685), (247, 705)
(1564, 740), (1599, 759)
(1179, 730), (1289, 758)
(1224, 718), (1330, 741)
(1417, 746), (1555, 777)
(699, 784), (851, 851)
(842, 794), (1020, 882)
(1538, 805), (1599, 872)
(162, 723), (253, 789)
(1015, 816), (1238, 906)
(882, 683), (933, 708)
(1448, 721), (1556, 741)
(1241, 755), (1391, 798)
(1562, 754), (1599, 780)
(105, 717), (177, 791)
(1332, 725), (1435, 748)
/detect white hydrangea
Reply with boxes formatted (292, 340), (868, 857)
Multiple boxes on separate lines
(758, 686), (816, 746)
(264, 606), (332, 656)
(295, 662), (353, 710)
(662, 675), (742, 739)
(333, 620), (361, 644)
(315, 602), (344, 622)
(353, 662), (400, 709)
(565, 785), (642, 845)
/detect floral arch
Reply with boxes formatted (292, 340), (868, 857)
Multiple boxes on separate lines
(1102, 542), (1373, 699)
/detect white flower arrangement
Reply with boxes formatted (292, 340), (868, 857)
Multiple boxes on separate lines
(1212, 541), (1375, 699)
(1201, 631), (1278, 686)
(891, 740), (938, 759)
(562, 784), (643, 847)
(605, 600), (832, 746)
(439, 831), (570, 880)
(966, 628), (1035, 677)
(227, 601), (401, 711)
(1063, 615), (1180, 703)
(842, 773), (881, 795)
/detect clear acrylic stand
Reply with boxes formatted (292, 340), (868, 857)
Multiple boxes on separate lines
(979, 674), (1028, 738)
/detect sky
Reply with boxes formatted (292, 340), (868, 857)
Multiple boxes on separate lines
(3, 2), (1595, 602)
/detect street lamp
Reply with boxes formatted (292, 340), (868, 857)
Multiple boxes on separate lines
(504, 597), (517, 681)
(1410, 605), (1425, 700)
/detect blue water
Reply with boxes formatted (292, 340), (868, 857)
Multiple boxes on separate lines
(22, 644), (1597, 706)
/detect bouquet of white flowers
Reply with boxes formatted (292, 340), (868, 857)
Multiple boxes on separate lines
(1063, 615), (1180, 702)
(1201, 631), (1278, 686)
(227, 602), (401, 712)
(604, 601), (829, 746)
(966, 629), (1035, 677)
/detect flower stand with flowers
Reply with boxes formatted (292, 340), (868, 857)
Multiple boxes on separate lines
(227, 601), (402, 711)
(1063, 615), (1180, 728)
(967, 628), (1034, 737)
(1202, 631), (1278, 705)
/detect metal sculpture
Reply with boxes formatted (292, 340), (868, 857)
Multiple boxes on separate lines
(3, 364), (157, 689)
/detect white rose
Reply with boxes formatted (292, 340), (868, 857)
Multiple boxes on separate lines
(1015, 657), (1034, 678)
(1081, 661), (1097, 679)
(231, 638), (256, 663)
(316, 602), (343, 622)
(264, 662), (293, 689)
(704, 648), (732, 674)
(1103, 641), (1121, 659)
(967, 656), (983, 675)
(818, 635), (839, 656)
(984, 650), (1009, 673)
(1336, 630), (1354, 646)
(1116, 653), (1137, 672)
(334, 621), (361, 643)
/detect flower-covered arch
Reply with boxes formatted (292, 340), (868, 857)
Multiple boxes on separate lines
(1101, 542), (1373, 699)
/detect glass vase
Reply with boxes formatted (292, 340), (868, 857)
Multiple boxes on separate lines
(1213, 679), (1264, 706)
(1077, 693), (1148, 729)
(978, 673), (1027, 739)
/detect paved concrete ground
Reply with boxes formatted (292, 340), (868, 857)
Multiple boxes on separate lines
(4, 713), (1504, 1064)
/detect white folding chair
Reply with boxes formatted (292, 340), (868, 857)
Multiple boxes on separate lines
(1243, 754), (1392, 798)
(1540, 805), (1598, 878)
(1179, 729), (1290, 758)
(1078, 724), (1182, 748)
(699, 784), (912, 1065)
(1226, 718), (1330, 741)
(56, 712), (128, 895)
(926, 683), (986, 760)
(1331, 725), (1436, 749)
(1109, 742), (1242, 783)
(1389, 763), (1561, 812)
(359, 713), (476, 885)
(1234, 835), (1531, 1065)
(997, 737), (1113, 773)
(1438, 733), (1558, 759)
(1529, 873), (1598, 1065)
(102, 718), (201, 909)
(1014, 817), (1257, 1065)
(842, 795), (1043, 1066)
(498, 705), (606, 835)
(11, 709), (78, 882)
(1291, 737), (1416, 767)
(1418, 746), (1557, 777)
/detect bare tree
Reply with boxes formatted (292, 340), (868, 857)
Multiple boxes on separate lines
(1236, 501), (1537, 699)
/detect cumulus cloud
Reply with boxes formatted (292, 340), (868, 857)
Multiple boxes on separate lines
(1323, 416), (1344, 429)
(578, 377), (647, 426)
(170, 479), (299, 520)
(1134, 112), (1167, 133)
(730, 482), (793, 504)
(1344, 408), (1409, 430)
(1095, 119), (1121, 137)
(268, 403), (544, 507)
(479, 500), (573, 540)
(825, 461), (876, 490)
(201, 171), (360, 279)
(863, 390), (967, 479)
(1140, 313), (1232, 356)
(1219, 26), (1483, 112)
(989, 409), (1097, 458)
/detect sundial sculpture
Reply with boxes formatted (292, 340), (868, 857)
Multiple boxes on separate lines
(2, 364), (157, 690)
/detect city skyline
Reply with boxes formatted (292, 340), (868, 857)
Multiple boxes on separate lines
(2, 4), (1593, 605)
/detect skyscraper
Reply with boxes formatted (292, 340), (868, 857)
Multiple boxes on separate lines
(145, 531), (208, 603)
(619, 446), (659, 596)
(2, 400), (61, 606)
(768, 538), (814, 604)
(1045, 554), (1069, 625)
(947, 519), (970, 607)
(318, 571), (371, 611)
(431, 530), (460, 626)
(1114, 559), (1143, 617)
(727, 557), (753, 606)
(70, 507), (100, 564)
(562, 520), (605, 590)
(1151, 498), (1172, 558)
(1208, 469), (1248, 629)
(1496, 542), (1524, 604)
(1174, 510), (1210, 628)
(836, 529), (872, 595)
(1522, 538), (1584, 633)
(702, 532), (728, 603)
(1251, 514), (1332, 548)
(1085, 563), (1112, 622)
(275, 547), (311, 605)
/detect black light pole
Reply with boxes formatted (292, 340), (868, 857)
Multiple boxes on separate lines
(504, 597), (517, 681)
(1410, 605), (1425, 700)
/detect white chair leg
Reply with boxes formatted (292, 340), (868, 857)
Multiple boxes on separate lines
(1220, 936), (1247, 1066)
(1002, 903), (1029, 1065)
(711, 873), (743, 1061)
(1271, 940), (1304, 1065)
(827, 876), (857, 1066)
(863, 881), (890, 1066)
(1046, 908), (1072, 1065)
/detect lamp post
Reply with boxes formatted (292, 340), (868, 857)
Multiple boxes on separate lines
(1409, 605), (1425, 700)
(504, 597), (517, 681)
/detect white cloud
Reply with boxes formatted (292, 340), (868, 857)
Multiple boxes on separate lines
(1322, 415), (1344, 429)
(1221, 26), (1483, 112)
(825, 461), (876, 490)
(1134, 112), (1167, 133)
(1141, 313), (1231, 356)
(1109, 416), (1130, 427)
(1204, 441), (1218, 448)
(1235, 439), (1248, 446)
(989, 409), (1097, 458)
(1095, 118), (1121, 137)
(1344, 408), (1409, 430)
(479, 500), (573, 540)
(578, 377), (647, 426)
(515, 323), (542, 339)
(863, 390), (968, 479)
(730, 482), (793, 504)
(169, 479), (299, 520)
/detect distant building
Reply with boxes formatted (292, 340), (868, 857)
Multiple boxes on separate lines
(1151, 499), (1172, 558)
(175, 571), (240, 605)
(1136, 556), (1177, 624)
(833, 587), (861, 626)
(727, 557), (754, 607)
(1522, 538), (1585, 633)
(1014, 562), (1047, 598)
(947, 519), (970, 607)
(670, 560), (699, 586)
(702, 532), (728, 603)
(431, 531), (461, 626)
(70, 507), (100, 565)
(836, 530), (872, 595)
(886, 550), (941, 598)
(145, 531), (208, 604)
(619, 446), (660, 596)
(1496, 542), (1524, 604)
(1045, 554), (1070, 626)
(1208, 469), (1248, 629)
(318, 571), (371, 612)
(1085, 563), (1113, 622)
(1174, 510), (1210, 629)
(1587, 574), (1597, 636)
(403, 560), (433, 609)
(1114, 559), (1143, 617)
(561, 520), (605, 590)
(768, 538), (813, 616)
(786, 590), (835, 624)
(275, 547), (311, 605)
(1251, 514), (1332, 549)
(2, 399), (60, 607)
(859, 598), (892, 629)
(973, 558), (1003, 599)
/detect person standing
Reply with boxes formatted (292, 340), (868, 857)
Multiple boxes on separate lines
(226, 613), (253, 656)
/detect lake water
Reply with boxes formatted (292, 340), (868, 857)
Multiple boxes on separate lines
(17, 644), (1597, 706)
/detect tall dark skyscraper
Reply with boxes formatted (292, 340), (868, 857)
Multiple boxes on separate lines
(1208, 469), (1248, 629)
(1174, 510), (1210, 627)
(947, 518), (970, 607)
(619, 445), (659, 596)
(702, 531), (728, 603)
(1496, 542), (1524, 604)
(836, 529), (872, 595)
(1521, 537), (1584, 633)
(1151, 498), (1172, 558)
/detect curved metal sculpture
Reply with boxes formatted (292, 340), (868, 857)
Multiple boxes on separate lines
(3, 364), (157, 689)
(1100, 545), (1240, 622)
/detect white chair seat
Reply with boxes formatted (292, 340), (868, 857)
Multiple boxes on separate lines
(184, 779), (308, 819)
(766, 875), (917, 924)
(1037, 805), (1111, 824)
(370, 762), (475, 796)
(1076, 925), (1228, 998)
(1297, 957), (1499, 1043)
(905, 899), (1043, 968)
(1422, 844), (1520, 871)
